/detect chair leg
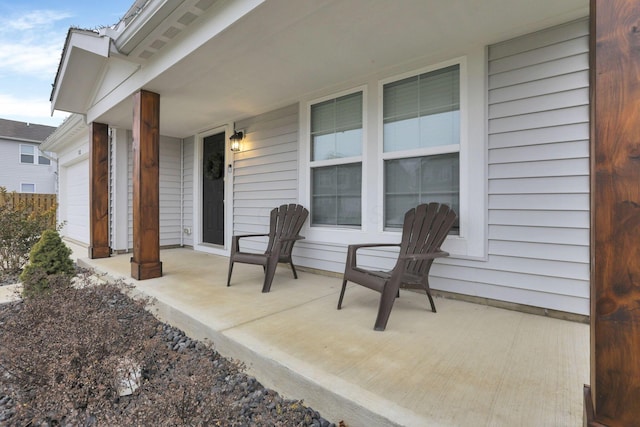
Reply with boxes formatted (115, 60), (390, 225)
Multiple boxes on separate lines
(423, 278), (436, 312)
(374, 282), (401, 331)
(426, 290), (437, 313)
(262, 258), (278, 293)
(290, 262), (298, 279)
(337, 279), (348, 309)
(226, 261), (234, 287)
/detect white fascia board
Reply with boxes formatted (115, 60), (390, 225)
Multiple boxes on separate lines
(87, 0), (265, 125)
(40, 114), (88, 154)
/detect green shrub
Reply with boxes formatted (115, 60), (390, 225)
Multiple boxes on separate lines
(0, 187), (58, 275)
(20, 229), (75, 299)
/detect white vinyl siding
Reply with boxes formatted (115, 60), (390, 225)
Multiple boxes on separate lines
(159, 137), (182, 246)
(127, 136), (183, 249)
(231, 104), (299, 254)
(0, 140), (56, 194)
(286, 19), (590, 316)
(127, 139), (133, 249)
(182, 136), (195, 247)
(431, 18), (590, 315)
(109, 129), (129, 252)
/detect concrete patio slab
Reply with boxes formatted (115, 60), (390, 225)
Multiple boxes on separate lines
(69, 243), (589, 427)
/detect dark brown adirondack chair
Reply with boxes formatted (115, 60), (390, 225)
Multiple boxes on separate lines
(227, 204), (309, 293)
(338, 203), (457, 331)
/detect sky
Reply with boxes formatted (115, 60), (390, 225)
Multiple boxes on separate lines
(0, 0), (134, 127)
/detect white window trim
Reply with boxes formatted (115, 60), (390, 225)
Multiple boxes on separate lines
(299, 50), (487, 260)
(304, 86), (368, 231)
(379, 58), (465, 240)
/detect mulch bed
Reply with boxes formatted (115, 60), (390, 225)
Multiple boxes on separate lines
(0, 277), (338, 426)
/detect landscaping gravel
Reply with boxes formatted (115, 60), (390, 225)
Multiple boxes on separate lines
(0, 272), (19, 286)
(0, 279), (339, 426)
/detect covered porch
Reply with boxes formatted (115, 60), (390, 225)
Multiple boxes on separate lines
(71, 243), (588, 426)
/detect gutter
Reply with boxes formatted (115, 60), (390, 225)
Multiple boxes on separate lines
(40, 114), (87, 153)
(114, 0), (183, 55)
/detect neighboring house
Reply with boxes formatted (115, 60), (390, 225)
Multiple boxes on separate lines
(39, 1), (640, 423)
(0, 118), (57, 194)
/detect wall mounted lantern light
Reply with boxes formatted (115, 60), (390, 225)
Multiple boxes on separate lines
(230, 130), (243, 152)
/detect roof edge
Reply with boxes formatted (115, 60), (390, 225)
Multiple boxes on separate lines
(40, 114), (88, 153)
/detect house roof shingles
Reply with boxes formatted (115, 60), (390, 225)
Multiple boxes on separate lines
(0, 118), (56, 143)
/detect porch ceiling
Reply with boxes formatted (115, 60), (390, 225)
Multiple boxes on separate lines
(94, 0), (588, 138)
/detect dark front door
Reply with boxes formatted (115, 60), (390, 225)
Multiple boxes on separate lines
(202, 133), (225, 245)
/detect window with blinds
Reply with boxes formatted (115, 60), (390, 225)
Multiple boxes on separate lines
(310, 91), (363, 227)
(382, 65), (460, 231)
(311, 92), (363, 160)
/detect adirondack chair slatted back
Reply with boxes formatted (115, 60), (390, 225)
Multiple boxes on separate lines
(398, 203), (457, 278)
(266, 204), (309, 258)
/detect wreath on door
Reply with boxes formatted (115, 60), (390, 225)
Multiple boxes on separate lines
(204, 152), (224, 180)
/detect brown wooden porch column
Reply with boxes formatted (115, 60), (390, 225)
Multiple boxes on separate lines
(586, 1), (640, 425)
(130, 90), (162, 280)
(88, 122), (111, 259)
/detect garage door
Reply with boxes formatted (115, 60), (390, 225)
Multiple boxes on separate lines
(64, 160), (89, 244)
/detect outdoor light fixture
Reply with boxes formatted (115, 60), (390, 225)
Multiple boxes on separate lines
(230, 130), (243, 152)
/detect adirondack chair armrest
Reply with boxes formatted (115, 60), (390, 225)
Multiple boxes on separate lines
(399, 250), (450, 261)
(346, 243), (401, 268)
(233, 233), (269, 243)
(232, 233), (269, 252)
(349, 243), (400, 251)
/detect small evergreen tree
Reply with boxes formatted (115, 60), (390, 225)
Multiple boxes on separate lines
(20, 229), (75, 298)
(0, 186), (58, 275)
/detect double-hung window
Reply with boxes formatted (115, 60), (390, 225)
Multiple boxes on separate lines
(20, 144), (35, 164)
(310, 91), (363, 227)
(382, 64), (460, 232)
(20, 144), (51, 165)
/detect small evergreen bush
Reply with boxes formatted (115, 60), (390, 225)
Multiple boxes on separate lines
(20, 229), (75, 298)
(0, 186), (58, 275)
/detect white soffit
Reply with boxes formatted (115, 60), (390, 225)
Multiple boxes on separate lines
(51, 30), (111, 115)
(87, 0), (589, 138)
